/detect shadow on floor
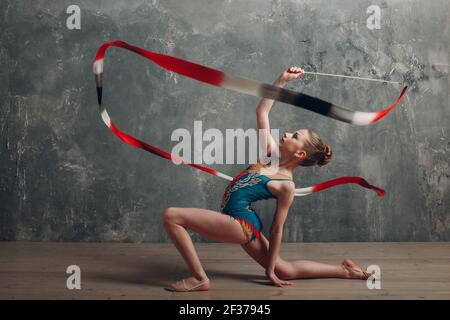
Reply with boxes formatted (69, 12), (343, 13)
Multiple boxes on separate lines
(200, 269), (267, 284)
(87, 259), (271, 288)
(86, 258), (178, 287)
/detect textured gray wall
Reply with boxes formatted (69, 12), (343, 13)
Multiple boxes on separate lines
(1, 0), (449, 242)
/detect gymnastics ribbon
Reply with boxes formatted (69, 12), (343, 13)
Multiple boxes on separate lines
(93, 40), (390, 197)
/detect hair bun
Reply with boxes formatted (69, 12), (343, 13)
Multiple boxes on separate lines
(317, 144), (332, 167)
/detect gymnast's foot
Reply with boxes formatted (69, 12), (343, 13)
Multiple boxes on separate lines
(165, 276), (210, 292)
(341, 259), (373, 280)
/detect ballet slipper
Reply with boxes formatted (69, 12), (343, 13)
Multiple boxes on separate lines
(342, 259), (374, 280)
(165, 277), (210, 292)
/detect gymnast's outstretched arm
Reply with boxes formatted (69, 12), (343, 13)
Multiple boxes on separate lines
(255, 66), (304, 157)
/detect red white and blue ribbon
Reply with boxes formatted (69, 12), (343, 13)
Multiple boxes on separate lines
(93, 40), (396, 197)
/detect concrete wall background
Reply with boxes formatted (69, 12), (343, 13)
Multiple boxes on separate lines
(0, 0), (448, 242)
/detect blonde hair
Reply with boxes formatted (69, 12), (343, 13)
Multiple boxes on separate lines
(300, 129), (332, 167)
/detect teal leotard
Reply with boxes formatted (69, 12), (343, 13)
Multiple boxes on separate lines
(220, 163), (291, 243)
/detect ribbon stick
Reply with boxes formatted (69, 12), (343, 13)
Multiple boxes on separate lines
(303, 71), (401, 85)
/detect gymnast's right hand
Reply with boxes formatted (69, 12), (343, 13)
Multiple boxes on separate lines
(276, 66), (305, 86)
(266, 268), (295, 288)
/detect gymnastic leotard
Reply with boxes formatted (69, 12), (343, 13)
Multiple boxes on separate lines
(220, 163), (292, 243)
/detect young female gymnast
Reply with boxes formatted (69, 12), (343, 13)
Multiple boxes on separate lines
(163, 66), (372, 292)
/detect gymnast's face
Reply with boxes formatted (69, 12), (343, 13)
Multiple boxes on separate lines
(279, 129), (308, 162)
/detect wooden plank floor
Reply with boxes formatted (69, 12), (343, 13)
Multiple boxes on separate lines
(0, 242), (449, 299)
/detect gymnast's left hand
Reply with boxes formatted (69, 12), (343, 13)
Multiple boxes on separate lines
(265, 268), (295, 287)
